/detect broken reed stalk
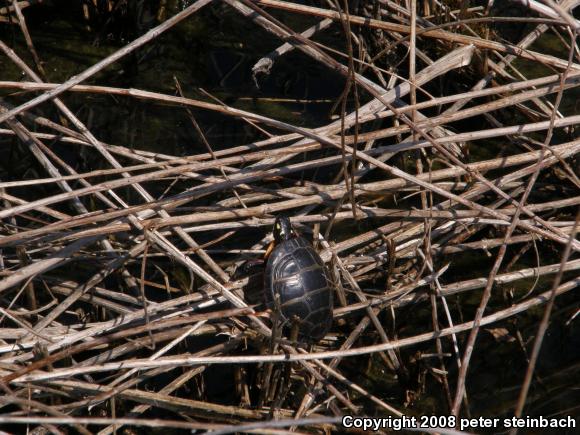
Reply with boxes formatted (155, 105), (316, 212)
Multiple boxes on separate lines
(0, 0), (578, 433)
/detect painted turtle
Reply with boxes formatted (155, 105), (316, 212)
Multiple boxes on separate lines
(264, 217), (333, 342)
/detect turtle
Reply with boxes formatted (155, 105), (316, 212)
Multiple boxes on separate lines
(263, 216), (334, 342)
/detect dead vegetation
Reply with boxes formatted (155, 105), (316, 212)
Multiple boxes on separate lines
(0, 0), (579, 433)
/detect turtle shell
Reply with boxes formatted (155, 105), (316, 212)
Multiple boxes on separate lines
(264, 236), (333, 342)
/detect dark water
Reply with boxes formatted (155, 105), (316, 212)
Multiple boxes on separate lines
(1, 0), (343, 155)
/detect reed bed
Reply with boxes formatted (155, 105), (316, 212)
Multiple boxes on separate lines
(0, 0), (579, 433)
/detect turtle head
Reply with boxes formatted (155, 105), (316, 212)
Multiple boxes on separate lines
(273, 216), (296, 243)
